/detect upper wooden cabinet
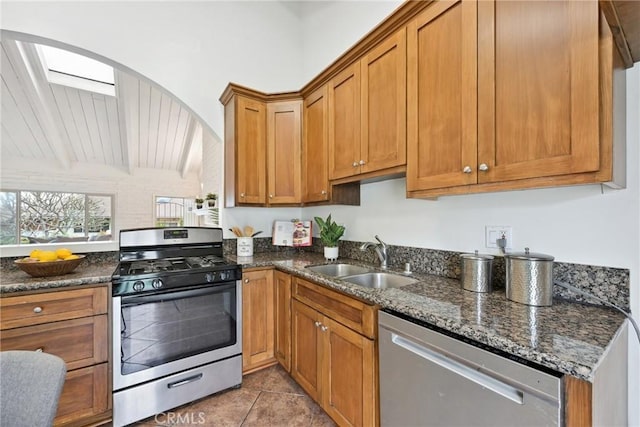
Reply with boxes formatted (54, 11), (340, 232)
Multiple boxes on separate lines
(223, 0), (627, 201)
(329, 29), (407, 182)
(478, 0), (600, 183)
(406, 0), (477, 192)
(302, 85), (330, 203)
(328, 62), (361, 180)
(267, 100), (302, 204)
(407, 0), (623, 197)
(222, 86), (302, 206)
(224, 94), (267, 206)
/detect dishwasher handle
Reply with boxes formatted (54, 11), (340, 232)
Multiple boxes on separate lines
(391, 333), (524, 405)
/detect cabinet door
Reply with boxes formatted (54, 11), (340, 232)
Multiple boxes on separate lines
(321, 316), (376, 427)
(303, 86), (330, 203)
(236, 96), (267, 204)
(267, 100), (302, 204)
(477, 0), (600, 183)
(328, 62), (361, 180)
(54, 363), (109, 426)
(361, 28), (407, 174)
(274, 270), (292, 372)
(406, 0), (478, 192)
(291, 300), (321, 402)
(242, 269), (275, 373)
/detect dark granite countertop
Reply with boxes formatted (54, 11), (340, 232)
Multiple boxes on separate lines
(0, 261), (116, 293)
(1, 251), (625, 382)
(232, 252), (626, 382)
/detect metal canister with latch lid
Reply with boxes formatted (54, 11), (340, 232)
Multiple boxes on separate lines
(505, 248), (554, 306)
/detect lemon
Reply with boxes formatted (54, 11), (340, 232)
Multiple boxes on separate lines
(63, 254), (80, 261)
(37, 251), (58, 262)
(29, 249), (41, 258)
(56, 248), (72, 259)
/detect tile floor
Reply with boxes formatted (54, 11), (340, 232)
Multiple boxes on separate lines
(134, 365), (337, 427)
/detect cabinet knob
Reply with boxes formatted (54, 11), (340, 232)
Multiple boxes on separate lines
(479, 163), (489, 171)
(35, 348), (43, 352)
(359, 160), (365, 165)
(352, 161), (358, 167)
(244, 278), (249, 284)
(269, 194), (273, 198)
(462, 166), (472, 174)
(33, 306), (43, 313)
(321, 325), (328, 332)
(240, 193), (245, 198)
(321, 190), (327, 195)
(314, 321), (321, 328)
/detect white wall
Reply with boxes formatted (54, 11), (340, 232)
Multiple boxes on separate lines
(299, 1), (403, 82)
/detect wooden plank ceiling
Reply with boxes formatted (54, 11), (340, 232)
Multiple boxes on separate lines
(0, 38), (202, 177)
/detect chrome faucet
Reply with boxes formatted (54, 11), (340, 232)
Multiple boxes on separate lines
(360, 235), (389, 269)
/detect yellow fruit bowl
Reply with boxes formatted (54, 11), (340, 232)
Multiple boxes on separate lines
(14, 255), (86, 278)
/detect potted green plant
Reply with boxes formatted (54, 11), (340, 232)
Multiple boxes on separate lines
(314, 214), (345, 261)
(205, 193), (217, 208)
(195, 198), (204, 209)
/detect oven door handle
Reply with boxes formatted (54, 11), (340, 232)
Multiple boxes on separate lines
(121, 283), (236, 305)
(167, 373), (203, 389)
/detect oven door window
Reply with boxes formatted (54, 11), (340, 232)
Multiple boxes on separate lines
(119, 283), (237, 376)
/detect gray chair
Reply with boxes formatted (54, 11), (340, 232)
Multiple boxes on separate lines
(0, 350), (67, 427)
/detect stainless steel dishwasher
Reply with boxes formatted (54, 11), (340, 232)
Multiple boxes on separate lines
(379, 310), (563, 426)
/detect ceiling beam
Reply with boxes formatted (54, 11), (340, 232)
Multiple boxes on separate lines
(115, 70), (139, 174)
(179, 117), (198, 178)
(4, 40), (72, 169)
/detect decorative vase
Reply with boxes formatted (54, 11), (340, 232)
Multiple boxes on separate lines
(324, 246), (339, 261)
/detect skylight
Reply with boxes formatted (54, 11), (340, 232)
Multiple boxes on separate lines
(37, 44), (115, 96)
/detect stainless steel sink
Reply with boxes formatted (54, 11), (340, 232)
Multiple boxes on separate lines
(306, 263), (373, 277)
(341, 272), (417, 289)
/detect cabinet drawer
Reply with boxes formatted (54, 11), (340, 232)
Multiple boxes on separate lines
(0, 315), (108, 371)
(0, 286), (108, 330)
(293, 277), (376, 339)
(55, 363), (109, 426)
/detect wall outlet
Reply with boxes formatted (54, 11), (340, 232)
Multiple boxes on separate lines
(485, 226), (512, 249)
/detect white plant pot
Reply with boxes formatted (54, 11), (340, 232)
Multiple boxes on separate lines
(324, 246), (339, 261)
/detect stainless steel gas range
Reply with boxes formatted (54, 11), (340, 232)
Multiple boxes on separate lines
(111, 227), (242, 427)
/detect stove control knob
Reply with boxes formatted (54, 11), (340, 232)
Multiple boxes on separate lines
(132, 281), (145, 292)
(151, 278), (164, 289)
(220, 271), (229, 281)
(205, 272), (216, 283)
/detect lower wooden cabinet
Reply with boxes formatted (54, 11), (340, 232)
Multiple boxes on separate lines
(291, 299), (322, 401)
(291, 278), (378, 427)
(0, 285), (111, 427)
(55, 363), (109, 426)
(274, 270), (292, 372)
(321, 316), (376, 427)
(242, 268), (276, 373)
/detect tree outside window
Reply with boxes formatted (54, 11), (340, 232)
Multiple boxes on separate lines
(0, 190), (113, 245)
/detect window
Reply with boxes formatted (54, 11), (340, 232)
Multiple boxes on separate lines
(37, 44), (115, 96)
(155, 196), (219, 228)
(0, 190), (113, 245)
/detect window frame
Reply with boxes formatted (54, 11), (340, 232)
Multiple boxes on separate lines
(1, 189), (115, 246)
